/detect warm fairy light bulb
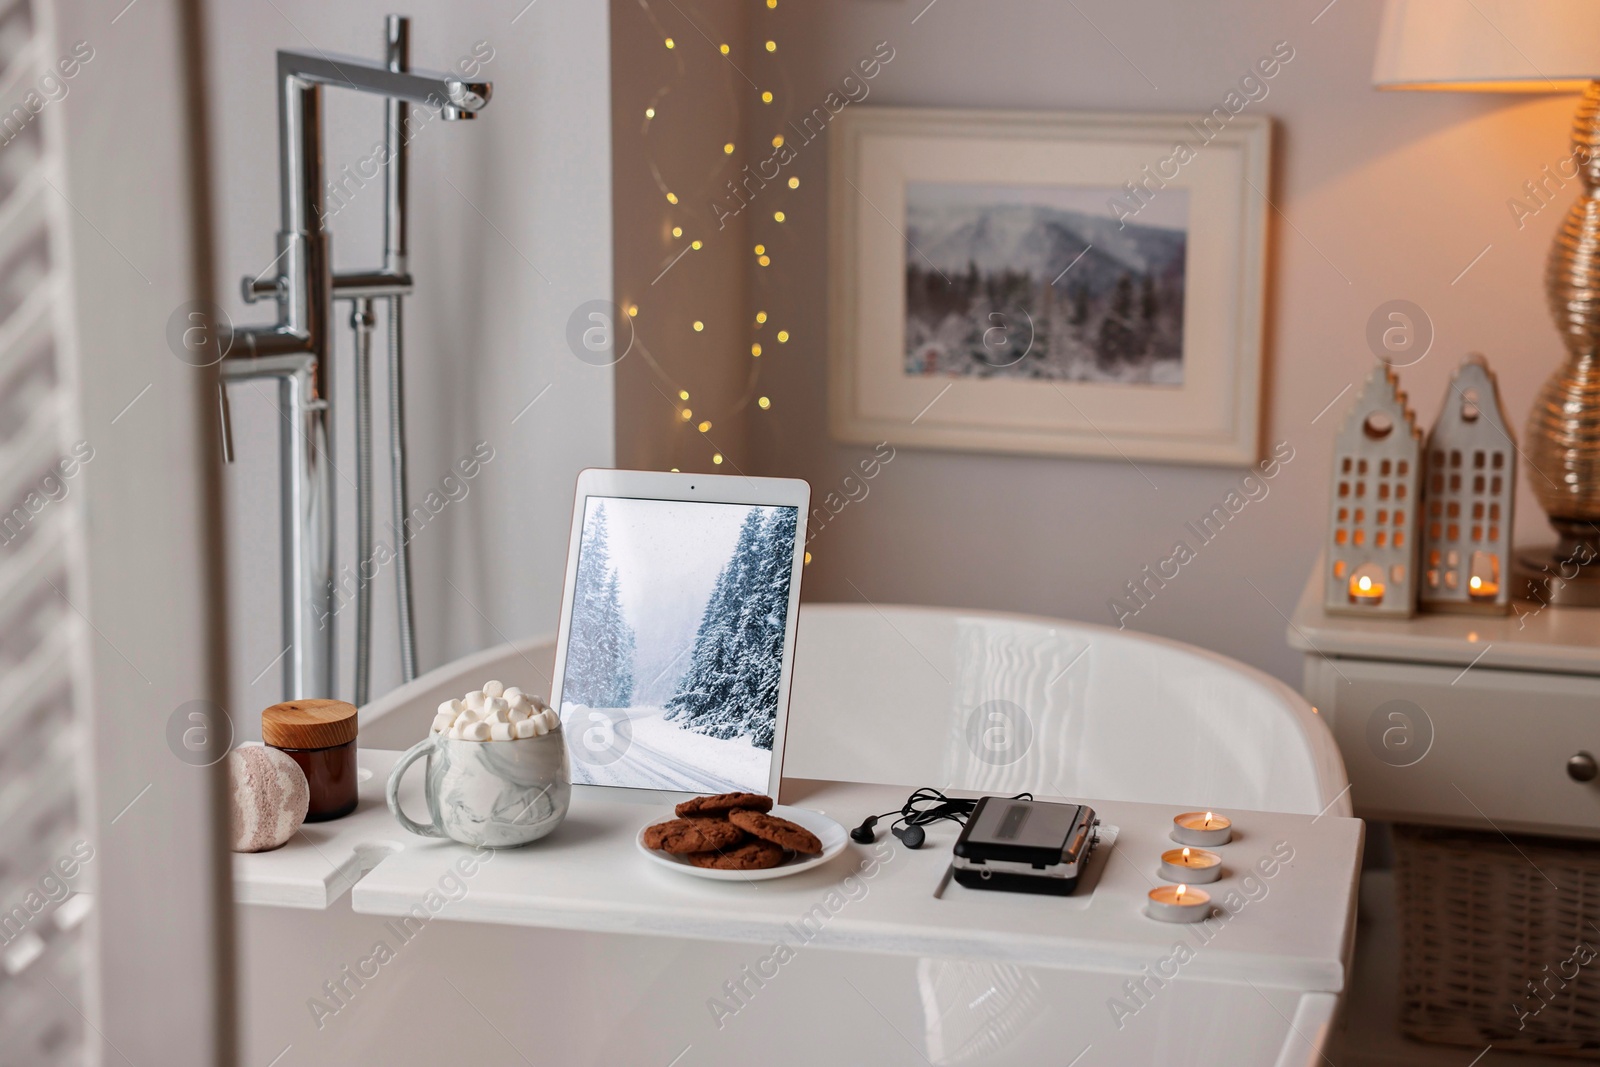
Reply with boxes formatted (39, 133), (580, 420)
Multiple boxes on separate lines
(691, 239), (703, 250)
(678, 390), (690, 401)
(751, 343), (762, 357)
(768, 0), (778, 7)
(765, 40), (776, 51)
(719, 43), (730, 55)
(712, 453), (724, 465)
(626, 304), (638, 317)
(671, 468), (680, 473)
(761, 91), (773, 104)
(724, 142), (735, 155)
(772, 134), (785, 148)
(804, 551), (812, 565)
(774, 211), (785, 222)
(777, 330), (789, 342)
(680, 409), (693, 421)
(692, 321), (704, 332)
(666, 192), (678, 204)
(788, 177), (799, 189)
(758, 255), (770, 266)
(754, 244), (766, 255)
(1357, 576), (1372, 592)
(755, 311), (767, 324)
(758, 396), (771, 409)
(664, 37), (675, 49)
(698, 420), (712, 432)
(672, 226), (683, 238)
(645, 107), (655, 119)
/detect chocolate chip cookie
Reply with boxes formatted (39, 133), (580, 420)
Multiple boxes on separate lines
(727, 808), (822, 854)
(685, 838), (786, 870)
(643, 817), (747, 854)
(674, 791), (774, 818)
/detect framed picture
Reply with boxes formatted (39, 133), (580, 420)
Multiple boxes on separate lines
(829, 107), (1270, 466)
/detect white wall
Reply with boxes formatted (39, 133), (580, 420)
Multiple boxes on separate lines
(731, 0), (1574, 684)
(204, 1), (614, 715)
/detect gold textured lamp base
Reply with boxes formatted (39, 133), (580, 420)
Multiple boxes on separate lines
(1525, 80), (1600, 607)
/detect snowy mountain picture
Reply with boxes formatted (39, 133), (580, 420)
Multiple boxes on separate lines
(559, 497), (800, 793)
(904, 181), (1189, 385)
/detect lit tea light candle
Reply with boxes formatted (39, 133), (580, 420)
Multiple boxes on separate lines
(1172, 810), (1232, 846)
(1158, 846), (1222, 884)
(1146, 883), (1212, 924)
(1467, 574), (1499, 601)
(1348, 573), (1385, 605)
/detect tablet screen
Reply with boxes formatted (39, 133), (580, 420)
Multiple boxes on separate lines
(558, 496), (800, 793)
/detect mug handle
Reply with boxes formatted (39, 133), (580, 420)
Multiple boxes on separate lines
(386, 735), (444, 838)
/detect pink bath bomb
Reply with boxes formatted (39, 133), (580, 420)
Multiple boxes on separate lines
(228, 745), (310, 852)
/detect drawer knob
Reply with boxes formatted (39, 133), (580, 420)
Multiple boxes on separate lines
(1570, 752), (1599, 783)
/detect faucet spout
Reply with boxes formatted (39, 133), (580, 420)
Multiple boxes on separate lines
(277, 51), (490, 115)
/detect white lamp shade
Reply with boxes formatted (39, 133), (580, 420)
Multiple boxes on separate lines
(1374, 0), (1600, 91)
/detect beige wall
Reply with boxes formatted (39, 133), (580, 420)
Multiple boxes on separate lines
(612, 0), (752, 473)
(610, 0), (1576, 685)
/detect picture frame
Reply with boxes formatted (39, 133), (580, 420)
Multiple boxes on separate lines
(828, 107), (1271, 466)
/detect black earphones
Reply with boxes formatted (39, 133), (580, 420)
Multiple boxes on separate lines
(892, 823), (926, 849)
(851, 787), (1032, 850)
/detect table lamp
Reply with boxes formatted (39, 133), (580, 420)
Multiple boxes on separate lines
(1375, 0), (1600, 605)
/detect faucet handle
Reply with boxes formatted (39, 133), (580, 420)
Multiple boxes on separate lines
(242, 273), (285, 305)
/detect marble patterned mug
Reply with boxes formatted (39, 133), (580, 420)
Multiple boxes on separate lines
(386, 729), (570, 847)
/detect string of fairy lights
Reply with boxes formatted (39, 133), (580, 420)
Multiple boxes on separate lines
(627, 0), (796, 479)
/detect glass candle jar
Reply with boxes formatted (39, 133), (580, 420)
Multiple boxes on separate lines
(262, 699), (359, 822)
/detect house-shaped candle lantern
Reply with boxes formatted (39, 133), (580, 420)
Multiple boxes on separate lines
(1419, 355), (1515, 615)
(1324, 365), (1423, 618)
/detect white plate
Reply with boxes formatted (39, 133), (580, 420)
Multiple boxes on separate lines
(637, 804), (848, 881)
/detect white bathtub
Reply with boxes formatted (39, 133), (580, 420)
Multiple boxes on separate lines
(363, 603), (1349, 817)
(241, 604), (1354, 1067)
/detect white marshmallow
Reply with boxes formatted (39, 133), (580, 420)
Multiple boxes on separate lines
(537, 708), (560, 732)
(437, 700), (457, 717)
(489, 722), (514, 741)
(530, 715), (550, 736)
(451, 698), (467, 714)
(483, 697), (510, 723)
(464, 690), (487, 713)
(482, 680), (504, 698)
(513, 718), (536, 739)
(504, 686), (524, 705)
(431, 712), (454, 733)
(462, 720), (492, 741)
(508, 703), (532, 723)
(448, 721), (466, 739)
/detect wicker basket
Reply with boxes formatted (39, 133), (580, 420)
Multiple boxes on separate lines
(1394, 824), (1600, 1058)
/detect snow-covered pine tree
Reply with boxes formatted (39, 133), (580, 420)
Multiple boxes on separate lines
(722, 507), (796, 749)
(564, 504), (637, 707)
(666, 507), (766, 728)
(666, 506), (796, 748)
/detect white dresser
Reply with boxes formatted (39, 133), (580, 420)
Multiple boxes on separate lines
(1288, 562), (1600, 840)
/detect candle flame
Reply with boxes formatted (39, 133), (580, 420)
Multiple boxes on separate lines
(1469, 576), (1482, 590)
(1357, 576), (1373, 592)
(1182, 847), (1191, 860)
(1176, 885), (1187, 900)
(1204, 811), (1213, 827)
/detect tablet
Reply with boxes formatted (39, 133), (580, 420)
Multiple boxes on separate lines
(550, 469), (810, 801)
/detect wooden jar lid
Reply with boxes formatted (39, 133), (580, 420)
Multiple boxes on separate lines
(262, 699), (358, 749)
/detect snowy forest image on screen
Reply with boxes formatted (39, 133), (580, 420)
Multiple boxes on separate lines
(559, 497), (799, 793)
(904, 181), (1189, 385)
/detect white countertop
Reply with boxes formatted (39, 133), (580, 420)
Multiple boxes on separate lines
(1288, 557), (1600, 675)
(235, 749), (1364, 993)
